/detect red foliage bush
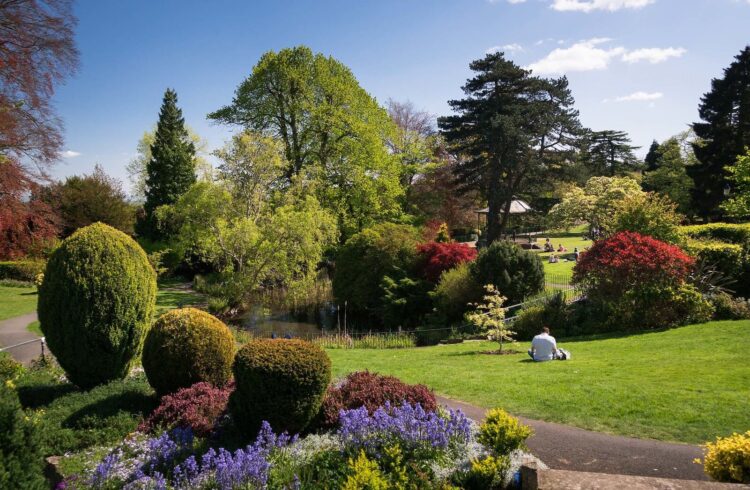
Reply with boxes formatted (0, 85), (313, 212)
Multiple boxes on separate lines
(573, 231), (694, 299)
(319, 371), (438, 428)
(416, 241), (478, 282)
(139, 382), (233, 437)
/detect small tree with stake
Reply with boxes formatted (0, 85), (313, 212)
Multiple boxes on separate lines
(465, 285), (514, 353)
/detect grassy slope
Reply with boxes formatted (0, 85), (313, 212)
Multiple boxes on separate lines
(0, 285), (37, 321)
(327, 320), (750, 444)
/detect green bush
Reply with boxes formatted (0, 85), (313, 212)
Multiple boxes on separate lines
(37, 223), (157, 389)
(142, 308), (235, 396)
(332, 223), (420, 318)
(0, 353), (23, 382)
(512, 292), (569, 341)
(684, 240), (744, 278)
(431, 263), (482, 325)
(710, 293), (750, 320)
(681, 223), (750, 245)
(230, 339), (331, 437)
(0, 384), (46, 489)
(0, 260), (45, 282)
(456, 455), (511, 490)
(612, 284), (714, 330)
(15, 365), (156, 456)
(470, 241), (544, 305)
(700, 430), (750, 483)
(477, 408), (533, 456)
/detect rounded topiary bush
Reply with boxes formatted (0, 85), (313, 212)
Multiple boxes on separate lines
(38, 222), (156, 389)
(142, 308), (235, 396)
(230, 339), (331, 436)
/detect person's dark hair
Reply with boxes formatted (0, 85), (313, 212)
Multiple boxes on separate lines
(542, 327), (550, 334)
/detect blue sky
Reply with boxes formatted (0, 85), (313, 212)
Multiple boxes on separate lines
(54, 0), (750, 195)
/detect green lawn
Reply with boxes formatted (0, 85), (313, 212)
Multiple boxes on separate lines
(155, 279), (205, 316)
(0, 285), (37, 321)
(536, 226), (591, 285)
(327, 320), (750, 444)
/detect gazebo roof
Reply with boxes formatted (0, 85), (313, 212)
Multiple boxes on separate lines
(476, 199), (532, 215)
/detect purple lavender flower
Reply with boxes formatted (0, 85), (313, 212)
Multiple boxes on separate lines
(89, 450), (121, 488)
(338, 402), (471, 457)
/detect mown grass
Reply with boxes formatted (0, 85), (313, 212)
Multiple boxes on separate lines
(327, 320), (750, 444)
(155, 279), (205, 316)
(0, 284), (37, 321)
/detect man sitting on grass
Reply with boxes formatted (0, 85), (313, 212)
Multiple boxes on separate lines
(528, 327), (557, 362)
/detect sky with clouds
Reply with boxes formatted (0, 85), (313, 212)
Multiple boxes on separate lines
(54, 0), (750, 196)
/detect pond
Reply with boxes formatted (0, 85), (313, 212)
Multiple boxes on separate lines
(236, 303), (340, 338)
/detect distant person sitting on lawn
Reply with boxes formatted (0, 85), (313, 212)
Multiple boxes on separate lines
(573, 247), (580, 262)
(557, 244), (567, 252)
(544, 238), (554, 252)
(548, 253), (559, 263)
(528, 327), (557, 362)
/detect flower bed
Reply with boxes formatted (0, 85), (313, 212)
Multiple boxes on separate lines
(61, 402), (534, 489)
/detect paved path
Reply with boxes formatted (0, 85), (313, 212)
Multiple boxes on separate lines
(0, 312), (42, 364)
(437, 395), (707, 482)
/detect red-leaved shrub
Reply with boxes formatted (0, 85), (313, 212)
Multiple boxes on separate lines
(139, 382), (233, 437)
(319, 371), (438, 428)
(573, 231), (694, 299)
(416, 241), (478, 282)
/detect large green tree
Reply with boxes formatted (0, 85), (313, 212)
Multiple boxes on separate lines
(642, 137), (694, 214)
(689, 46), (750, 219)
(50, 165), (136, 236)
(209, 46), (403, 239)
(438, 52), (580, 243)
(722, 148), (750, 218)
(579, 129), (640, 177)
(140, 89), (196, 238)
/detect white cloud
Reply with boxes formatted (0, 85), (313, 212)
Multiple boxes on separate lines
(550, 0), (655, 12)
(621, 47), (686, 64)
(613, 91), (663, 102)
(526, 38), (625, 74)
(62, 150), (81, 158)
(506, 0), (527, 3)
(486, 43), (524, 54)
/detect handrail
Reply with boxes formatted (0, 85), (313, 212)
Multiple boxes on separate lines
(0, 337), (45, 352)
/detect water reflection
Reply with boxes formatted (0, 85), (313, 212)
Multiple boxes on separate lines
(237, 303), (338, 338)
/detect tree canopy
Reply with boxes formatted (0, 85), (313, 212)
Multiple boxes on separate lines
(209, 46), (404, 239)
(438, 52), (580, 243)
(689, 45), (750, 219)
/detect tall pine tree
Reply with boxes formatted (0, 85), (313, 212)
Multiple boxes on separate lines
(689, 45), (750, 220)
(439, 52), (580, 243)
(140, 89), (196, 238)
(644, 140), (662, 172)
(580, 130), (640, 176)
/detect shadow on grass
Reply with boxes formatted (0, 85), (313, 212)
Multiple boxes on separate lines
(63, 389), (156, 430)
(18, 381), (77, 409)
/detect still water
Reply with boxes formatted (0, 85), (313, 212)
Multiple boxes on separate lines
(237, 303), (339, 338)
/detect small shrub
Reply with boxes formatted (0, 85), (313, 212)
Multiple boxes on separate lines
(0, 353), (23, 382)
(139, 382), (232, 437)
(431, 262), (483, 324)
(342, 451), (389, 490)
(230, 339), (331, 436)
(711, 293), (750, 320)
(458, 455), (511, 490)
(0, 383), (46, 489)
(477, 408), (533, 456)
(470, 241), (544, 305)
(37, 223), (156, 389)
(416, 241), (477, 283)
(511, 305), (547, 341)
(319, 371), (437, 428)
(142, 308), (235, 396)
(699, 431), (750, 483)
(380, 275), (433, 329)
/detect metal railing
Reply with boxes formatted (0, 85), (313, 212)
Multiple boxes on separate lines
(0, 337), (47, 357)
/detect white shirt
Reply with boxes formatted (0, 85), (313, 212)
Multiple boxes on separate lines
(531, 333), (557, 362)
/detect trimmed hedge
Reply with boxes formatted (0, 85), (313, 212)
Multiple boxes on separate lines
(0, 384), (46, 489)
(230, 339), (331, 436)
(37, 223), (156, 389)
(0, 260), (45, 282)
(142, 308), (235, 396)
(683, 239), (744, 278)
(680, 223), (750, 245)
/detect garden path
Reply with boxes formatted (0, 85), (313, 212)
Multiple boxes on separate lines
(436, 395), (708, 482)
(0, 312), (41, 364)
